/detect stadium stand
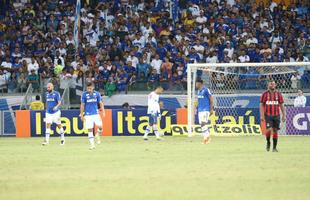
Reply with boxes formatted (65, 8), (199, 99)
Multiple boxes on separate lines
(0, 0), (309, 96)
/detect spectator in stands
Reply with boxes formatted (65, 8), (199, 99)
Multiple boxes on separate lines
(1, 57), (12, 71)
(291, 72), (301, 90)
(54, 51), (65, 68)
(303, 39), (310, 59)
(30, 95), (44, 110)
(47, 14), (59, 32)
(161, 57), (173, 79)
(128, 74), (136, 90)
(7, 72), (17, 93)
(246, 33), (259, 46)
(137, 58), (150, 78)
(206, 51), (218, 63)
(17, 68), (27, 93)
(117, 70), (128, 93)
(54, 59), (64, 76)
(148, 69), (159, 89)
(94, 68), (104, 92)
(84, 71), (93, 86)
(0, 70), (8, 91)
(49, 74), (60, 91)
(188, 47), (200, 63)
(27, 69), (39, 92)
(171, 72), (181, 86)
(296, 52), (310, 75)
(27, 57), (39, 74)
(123, 61), (136, 77)
(11, 58), (21, 71)
(294, 89), (307, 108)
(296, 52), (310, 62)
(75, 70), (84, 88)
(151, 54), (162, 75)
(105, 78), (116, 97)
(238, 50), (250, 63)
(223, 42), (234, 59)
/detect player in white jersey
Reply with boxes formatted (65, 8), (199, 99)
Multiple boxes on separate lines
(196, 79), (214, 144)
(80, 83), (105, 150)
(42, 83), (65, 146)
(143, 86), (164, 140)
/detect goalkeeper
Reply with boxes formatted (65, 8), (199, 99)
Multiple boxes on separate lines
(195, 79), (214, 144)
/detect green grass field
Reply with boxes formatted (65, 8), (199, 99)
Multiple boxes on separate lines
(0, 136), (310, 200)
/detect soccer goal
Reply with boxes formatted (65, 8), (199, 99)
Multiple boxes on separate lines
(187, 62), (310, 136)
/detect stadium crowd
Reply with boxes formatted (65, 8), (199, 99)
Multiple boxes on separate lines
(0, 0), (309, 95)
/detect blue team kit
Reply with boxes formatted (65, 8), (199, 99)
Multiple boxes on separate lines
(197, 87), (212, 112)
(81, 91), (102, 116)
(46, 91), (61, 114)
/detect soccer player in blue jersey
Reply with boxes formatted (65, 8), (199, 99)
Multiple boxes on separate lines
(196, 79), (214, 144)
(42, 83), (65, 145)
(80, 82), (104, 150)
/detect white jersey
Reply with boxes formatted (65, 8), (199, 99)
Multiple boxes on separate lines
(147, 91), (160, 114)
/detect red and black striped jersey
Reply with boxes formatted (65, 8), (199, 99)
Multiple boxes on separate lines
(260, 90), (284, 116)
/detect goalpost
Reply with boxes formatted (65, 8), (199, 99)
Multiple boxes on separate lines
(187, 62), (310, 136)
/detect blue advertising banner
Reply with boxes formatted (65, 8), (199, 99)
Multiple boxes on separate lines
(112, 109), (177, 136)
(29, 108), (260, 137)
(30, 110), (87, 137)
(3, 111), (15, 135)
(111, 108), (260, 136)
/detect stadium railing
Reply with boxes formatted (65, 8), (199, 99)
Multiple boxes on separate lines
(20, 83), (33, 110)
(61, 87), (70, 110)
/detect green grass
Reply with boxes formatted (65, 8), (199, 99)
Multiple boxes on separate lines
(0, 136), (310, 200)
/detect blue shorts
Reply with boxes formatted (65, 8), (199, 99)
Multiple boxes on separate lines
(148, 114), (158, 125)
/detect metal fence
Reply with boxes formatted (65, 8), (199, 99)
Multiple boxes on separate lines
(61, 87), (70, 110)
(0, 111), (16, 136)
(0, 75), (188, 96)
(20, 83), (33, 110)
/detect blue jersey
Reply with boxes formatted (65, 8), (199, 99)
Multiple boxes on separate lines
(46, 91), (61, 114)
(81, 91), (102, 116)
(197, 87), (212, 112)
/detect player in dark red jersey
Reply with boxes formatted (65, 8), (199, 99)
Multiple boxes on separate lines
(260, 80), (286, 152)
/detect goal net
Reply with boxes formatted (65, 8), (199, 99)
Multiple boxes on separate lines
(187, 62), (310, 136)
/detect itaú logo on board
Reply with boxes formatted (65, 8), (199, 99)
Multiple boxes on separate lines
(266, 101), (279, 105)
(293, 113), (310, 130)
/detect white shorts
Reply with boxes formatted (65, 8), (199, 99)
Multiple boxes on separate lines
(198, 111), (210, 124)
(85, 114), (102, 129)
(46, 110), (61, 125)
